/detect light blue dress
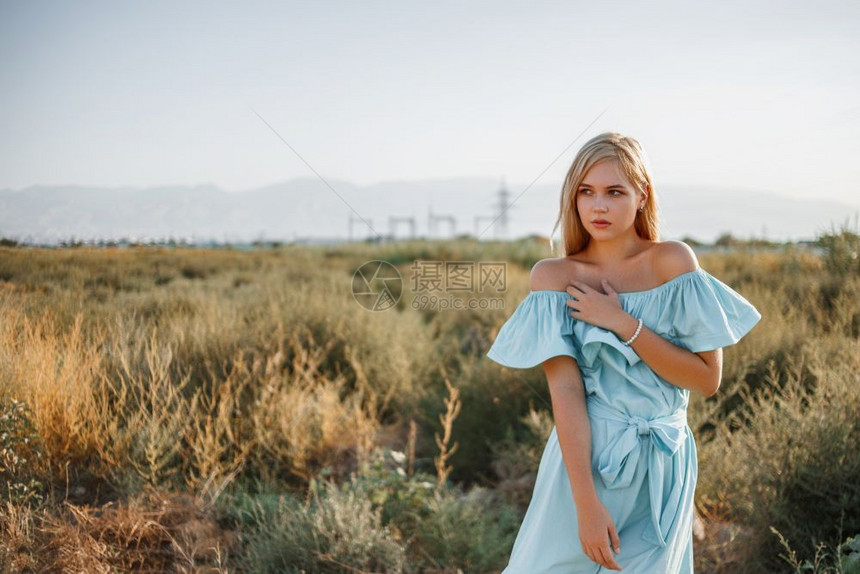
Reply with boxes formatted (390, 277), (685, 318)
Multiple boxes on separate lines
(486, 267), (761, 573)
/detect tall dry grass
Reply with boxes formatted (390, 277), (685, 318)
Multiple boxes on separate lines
(0, 306), (391, 497)
(0, 233), (858, 572)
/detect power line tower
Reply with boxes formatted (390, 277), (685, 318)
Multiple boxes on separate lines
(388, 216), (416, 242)
(494, 178), (512, 239)
(428, 206), (456, 239)
(475, 178), (514, 240)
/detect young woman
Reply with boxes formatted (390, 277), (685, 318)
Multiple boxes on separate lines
(487, 132), (761, 573)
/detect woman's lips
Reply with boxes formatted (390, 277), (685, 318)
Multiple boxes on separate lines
(592, 220), (610, 228)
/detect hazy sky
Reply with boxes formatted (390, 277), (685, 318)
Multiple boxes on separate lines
(2, 1), (859, 206)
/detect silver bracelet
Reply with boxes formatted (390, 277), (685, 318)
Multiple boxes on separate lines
(622, 318), (643, 346)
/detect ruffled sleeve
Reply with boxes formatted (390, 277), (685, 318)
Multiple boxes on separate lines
(651, 268), (762, 353)
(575, 326), (642, 367)
(486, 291), (580, 369)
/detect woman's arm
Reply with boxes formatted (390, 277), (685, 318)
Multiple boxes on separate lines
(542, 352), (621, 570)
(531, 261), (622, 570)
(566, 241), (723, 398)
(609, 311), (722, 398)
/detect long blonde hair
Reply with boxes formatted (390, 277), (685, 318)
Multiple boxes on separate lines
(550, 132), (659, 256)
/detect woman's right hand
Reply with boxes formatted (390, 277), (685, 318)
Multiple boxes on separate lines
(576, 495), (623, 570)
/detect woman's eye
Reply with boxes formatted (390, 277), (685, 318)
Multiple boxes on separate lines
(609, 189), (622, 196)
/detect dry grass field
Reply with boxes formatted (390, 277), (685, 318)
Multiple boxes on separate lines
(1, 232), (858, 573)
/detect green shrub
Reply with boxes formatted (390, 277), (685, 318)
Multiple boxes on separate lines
(772, 528), (860, 574)
(234, 484), (406, 573)
(489, 405), (554, 509)
(347, 447), (521, 572)
(817, 218), (860, 276)
(698, 343), (860, 572)
(223, 447), (521, 573)
(0, 398), (47, 506)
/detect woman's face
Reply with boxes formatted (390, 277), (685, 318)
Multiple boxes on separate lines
(576, 159), (644, 240)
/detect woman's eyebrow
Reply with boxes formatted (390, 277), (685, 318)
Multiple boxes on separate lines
(578, 183), (626, 189)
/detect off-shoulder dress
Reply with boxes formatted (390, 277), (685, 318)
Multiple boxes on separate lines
(486, 267), (761, 573)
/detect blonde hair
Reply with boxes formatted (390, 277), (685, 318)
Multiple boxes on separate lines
(550, 132), (659, 256)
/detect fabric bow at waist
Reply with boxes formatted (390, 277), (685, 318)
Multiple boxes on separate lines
(586, 397), (689, 548)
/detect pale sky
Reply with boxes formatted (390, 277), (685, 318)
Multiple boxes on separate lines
(2, 0), (859, 207)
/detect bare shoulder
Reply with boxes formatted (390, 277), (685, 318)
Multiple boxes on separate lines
(652, 240), (699, 281)
(529, 257), (572, 291)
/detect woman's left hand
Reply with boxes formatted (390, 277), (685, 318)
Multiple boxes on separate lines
(566, 279), (630, 333)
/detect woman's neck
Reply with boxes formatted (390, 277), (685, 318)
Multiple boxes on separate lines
(581, 235), (652, 267)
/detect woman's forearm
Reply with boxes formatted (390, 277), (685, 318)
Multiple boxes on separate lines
(566, 270), (723, 398)
(543, 358), (599, 504)
(609, 313), (721, 397)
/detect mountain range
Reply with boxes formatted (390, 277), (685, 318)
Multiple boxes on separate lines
(1, 178), (856, 244)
